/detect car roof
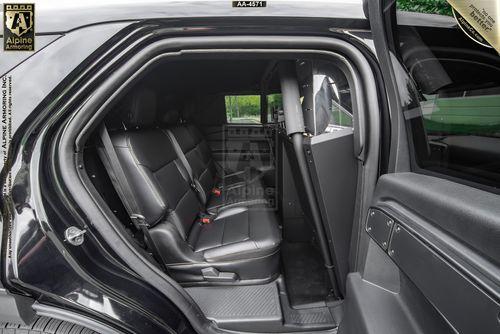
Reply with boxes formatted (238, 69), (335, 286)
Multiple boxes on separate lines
(2, 0), (367, 35)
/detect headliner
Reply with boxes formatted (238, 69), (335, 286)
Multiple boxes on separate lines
(141, 58), (280, 96)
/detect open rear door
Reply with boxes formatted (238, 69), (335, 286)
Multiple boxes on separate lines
(339, 1), (500, 333)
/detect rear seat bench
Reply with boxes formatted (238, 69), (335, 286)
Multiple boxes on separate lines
(100, 90), (281, 284)
(160, 110), (269, 214)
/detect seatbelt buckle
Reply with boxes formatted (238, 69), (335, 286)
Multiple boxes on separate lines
(198, 213), (214, 224)
(200, 217), (212, 224)
(130, 214), (149, 228)
(211, 187), (222, 196)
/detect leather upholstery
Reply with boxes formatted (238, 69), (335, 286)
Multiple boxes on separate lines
(188, 206), (280, 262)
(124, 89), (157, 129)
(111, 129), (202, 236)
(205, 180), (268, 214)
(106, 89), (281, 283)
(168, 124), (218, 200)
(167, 123), (268, 212)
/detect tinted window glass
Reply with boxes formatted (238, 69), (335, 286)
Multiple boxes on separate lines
(225, 95), (261, 124)
(399, 25), (500, 189)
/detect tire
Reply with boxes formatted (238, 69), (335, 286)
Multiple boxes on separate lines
(0, 316), (99, 334)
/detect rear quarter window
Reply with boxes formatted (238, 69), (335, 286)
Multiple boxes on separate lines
(225, 95), (261, 124)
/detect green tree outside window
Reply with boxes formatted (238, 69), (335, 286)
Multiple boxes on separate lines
(397, 0), (453, 16)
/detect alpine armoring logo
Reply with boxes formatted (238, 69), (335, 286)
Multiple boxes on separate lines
(3, 3), (35, 51)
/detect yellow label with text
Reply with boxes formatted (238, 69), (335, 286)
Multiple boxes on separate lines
(448, 0), (499, 53)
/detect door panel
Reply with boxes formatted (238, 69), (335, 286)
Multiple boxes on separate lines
(358, 1), (500, 333)
(368, 173), (500, 333)
(340, 270), (455, 334)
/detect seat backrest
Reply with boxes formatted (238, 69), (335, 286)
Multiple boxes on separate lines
(170, 125), (218, 201)
(187, 124), (218, 178)
(109, 91), (202, 239)
(161, 115), (219, 203)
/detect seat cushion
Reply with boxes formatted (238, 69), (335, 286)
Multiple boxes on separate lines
(188, 206), (281, 262)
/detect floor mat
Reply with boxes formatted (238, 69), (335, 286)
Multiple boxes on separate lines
(282, 242), (331, 308)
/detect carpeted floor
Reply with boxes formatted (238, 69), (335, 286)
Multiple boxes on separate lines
(281, 242), (331, 308)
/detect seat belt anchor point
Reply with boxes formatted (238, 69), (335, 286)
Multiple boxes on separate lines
(130, 214), (149, 227)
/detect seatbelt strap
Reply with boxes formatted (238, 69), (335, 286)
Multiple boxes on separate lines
(164, 129), (194, 180)
(97, 124), (168, 272)
(163, 128), (207, 204)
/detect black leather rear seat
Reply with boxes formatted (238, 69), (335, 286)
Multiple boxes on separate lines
(104, 90), (281, 284)
(160, 111), (268, 213)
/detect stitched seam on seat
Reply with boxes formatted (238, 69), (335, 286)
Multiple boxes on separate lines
(173, 188), (191, 210)
(209, 237), (251, 250)
(130, 131), (175, 173)
(148, 159), (174, 173)
(198, 168), (213, 190)
(198, 212), (252, 251)
(204, 242), (273, 260)
(168, 248), (280, 266)
(183, 144), (197, 157)
(194, 143), (210, 165)
(199, 166), (210, 179)
(195, 236), (253, 252)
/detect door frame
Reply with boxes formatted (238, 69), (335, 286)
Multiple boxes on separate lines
(46, 35), (382, 333)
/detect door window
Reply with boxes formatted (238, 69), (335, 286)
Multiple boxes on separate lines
(399, 25), (500, 189)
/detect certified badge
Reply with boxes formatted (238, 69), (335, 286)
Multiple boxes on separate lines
(3, 3), (35, 51)
(448, 0), (499, 53)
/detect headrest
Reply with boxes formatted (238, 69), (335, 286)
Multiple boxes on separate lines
(124, 89), (157, 129)
(159, 109), (180, 125)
